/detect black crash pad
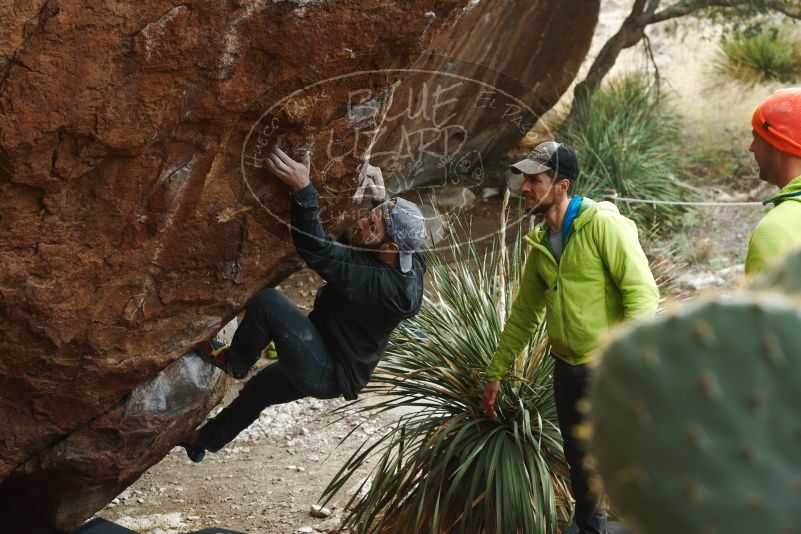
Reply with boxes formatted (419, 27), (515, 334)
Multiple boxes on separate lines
(73, 518), (248, 534)
(73, 518), (138, 534)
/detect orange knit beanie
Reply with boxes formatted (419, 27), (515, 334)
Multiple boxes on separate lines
(752, 88), (801, 158)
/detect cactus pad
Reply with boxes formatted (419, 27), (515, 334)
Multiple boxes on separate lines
(590, 296), (801, 534)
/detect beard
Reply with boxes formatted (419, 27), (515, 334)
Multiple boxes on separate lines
(757, 163), (776, 184)
(344, 225), (383, 250)
(346, 226), (362, 246)
(527, 193), (555, 215)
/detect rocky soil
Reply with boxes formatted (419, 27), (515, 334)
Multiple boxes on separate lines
(99, 392), (373, 534)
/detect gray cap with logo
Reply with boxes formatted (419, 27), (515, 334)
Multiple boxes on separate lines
(510, 141), (580, 180)
(381, 197), (427, 273)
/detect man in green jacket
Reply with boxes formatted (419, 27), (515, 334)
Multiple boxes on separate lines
(482, 142), (659, 534)
(745, 88), (801, 277)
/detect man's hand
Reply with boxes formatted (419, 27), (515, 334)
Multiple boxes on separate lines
(265, 146), (311, 192)
(483, 380), (501, 420)
(353, 163), (386, 203)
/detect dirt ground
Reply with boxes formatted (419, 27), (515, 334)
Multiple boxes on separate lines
(97, 389), (379, 534)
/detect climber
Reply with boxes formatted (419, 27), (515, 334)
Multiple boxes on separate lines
(181, 147), (427, 462)
(481, 141), (660, 534)
(745, 88), (801, 277)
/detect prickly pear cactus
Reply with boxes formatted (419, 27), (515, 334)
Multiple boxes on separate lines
(590, 295), (801, 534)
(750, 246), (801, 294)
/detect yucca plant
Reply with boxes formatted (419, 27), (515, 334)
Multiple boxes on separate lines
(559, 73), (692, 229)
(714, 26), (801, 84)
(320, 201), (572, 533)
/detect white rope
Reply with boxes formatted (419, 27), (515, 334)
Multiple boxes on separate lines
(609, 195), (764, 207)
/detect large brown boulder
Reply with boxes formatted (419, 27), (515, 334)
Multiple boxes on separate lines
(0, 1), (471, 531)
(1, 352), (227, 531)
(371, 0), (600, 189)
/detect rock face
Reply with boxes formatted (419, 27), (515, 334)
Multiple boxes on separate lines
(372, 0), (601, 189)
(0, 1), (471, 531)
(1, 352), (226, 531)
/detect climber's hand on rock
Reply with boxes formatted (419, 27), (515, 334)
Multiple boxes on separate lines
(353, 163), (386, 203)
(266, 146), (311, 192)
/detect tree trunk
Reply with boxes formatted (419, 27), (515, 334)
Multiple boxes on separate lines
(564, 0), (657, 127)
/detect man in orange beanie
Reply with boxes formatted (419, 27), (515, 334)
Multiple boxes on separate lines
(745, 88), (801, 276)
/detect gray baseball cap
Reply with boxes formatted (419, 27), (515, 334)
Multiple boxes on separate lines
(511, 141), (580, 180)
(381, 197), (426, 273)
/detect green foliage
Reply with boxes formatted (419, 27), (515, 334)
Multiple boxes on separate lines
(714, 25), (801, 83)
(321, 218), (571, 533)
(590, 250), (801, 533)
(559, 74), (692, 229)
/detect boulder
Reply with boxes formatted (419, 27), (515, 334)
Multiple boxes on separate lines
(1, 352), (226, 531)
(481, 186), (501, 200)
(506, 170), (524, 197)
(0, 0), (471, 531)
(676, 272), (726, 291)
(371, 0), (601, 190)
(430, 186), (477, 211)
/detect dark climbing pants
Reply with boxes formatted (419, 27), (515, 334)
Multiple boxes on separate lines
(553, 357), (608, 534)
(197, 288), (342, 452)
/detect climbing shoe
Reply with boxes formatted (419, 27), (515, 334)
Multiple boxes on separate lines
(198, 339), (253, 379)
(199, 338), (231, 373)
(179, 441), (206, 463)
(263, 341), (278, 360)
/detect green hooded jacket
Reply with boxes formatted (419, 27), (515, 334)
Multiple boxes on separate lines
(486, 198), (659, 380)
(745, 175), (801, 278)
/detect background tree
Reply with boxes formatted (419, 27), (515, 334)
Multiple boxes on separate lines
(566, 0), (801, 126)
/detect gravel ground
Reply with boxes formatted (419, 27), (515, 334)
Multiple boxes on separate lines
(98, 380), (387, 534)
